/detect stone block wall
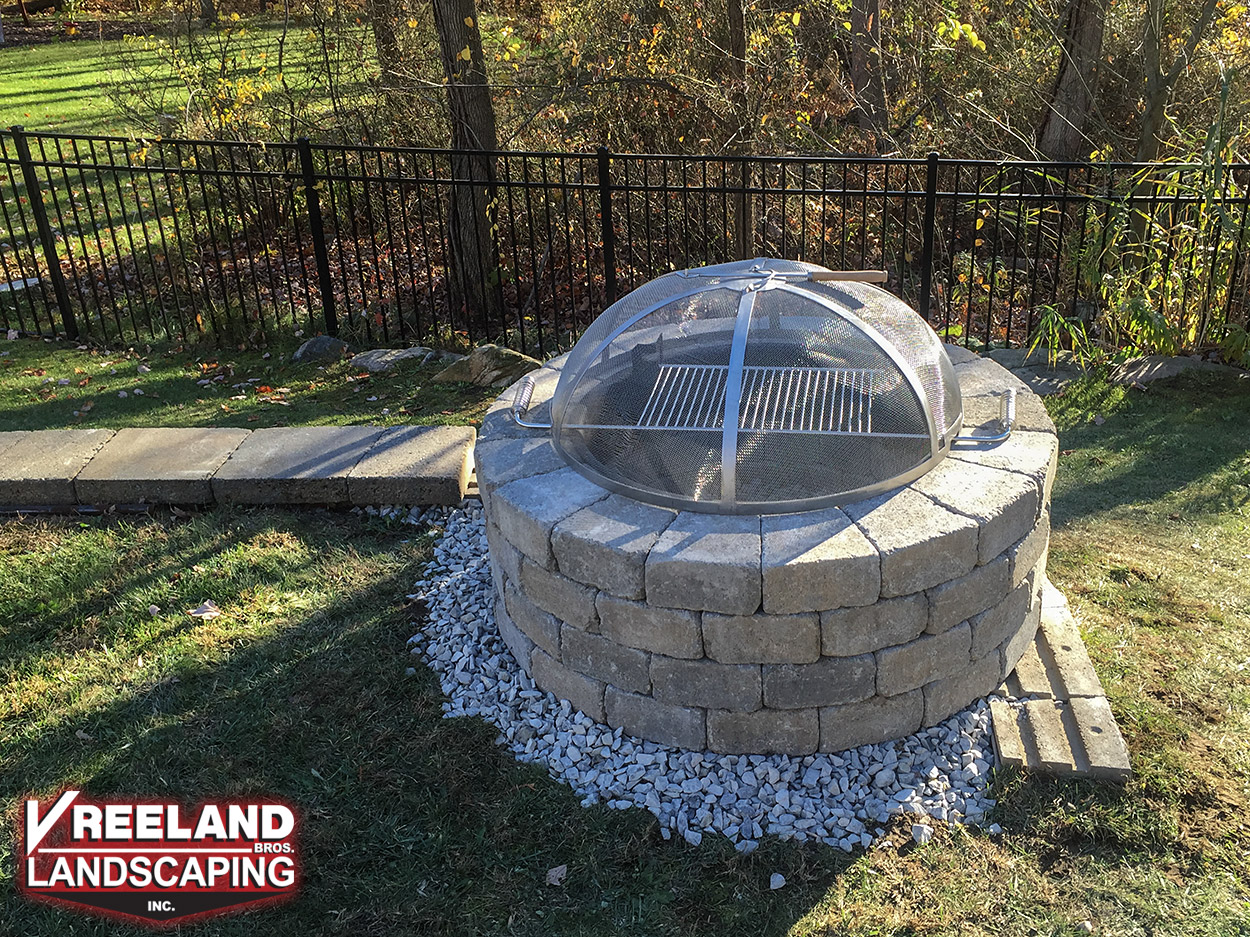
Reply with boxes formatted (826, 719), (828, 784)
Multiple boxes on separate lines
(474, 349), (1056, 754)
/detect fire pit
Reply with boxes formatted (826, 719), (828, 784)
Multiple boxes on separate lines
(475, 260), (1055, 755)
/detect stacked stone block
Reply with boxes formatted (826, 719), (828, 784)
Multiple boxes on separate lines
(475, 349), (1056, 754)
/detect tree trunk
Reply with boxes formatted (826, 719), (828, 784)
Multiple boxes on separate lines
(727, 0), (754, 259)
(198, 0), (216, 25)
(367, 0), (401, 91)
(430, 0), (503, 332)
(1036, 0), (1107, 161)
(850, 0), (887, 141)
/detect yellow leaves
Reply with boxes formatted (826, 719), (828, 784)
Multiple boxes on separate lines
(975, 217), (984, 229)
(791, 10), (800, 24)
(407, 18), (418, 27)
(843, 20), (852, 30)
(458, 46), (472, 61)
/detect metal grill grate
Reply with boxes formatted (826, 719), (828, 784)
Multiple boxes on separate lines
(635, 364), (885, 435)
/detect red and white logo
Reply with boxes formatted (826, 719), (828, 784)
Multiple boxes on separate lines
(17, 791), (301, 926)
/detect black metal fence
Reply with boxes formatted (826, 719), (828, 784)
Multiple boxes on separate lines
(2, 126), (1248, 357)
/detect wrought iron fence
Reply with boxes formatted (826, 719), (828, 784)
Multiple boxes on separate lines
(2, 126), (1248, 358)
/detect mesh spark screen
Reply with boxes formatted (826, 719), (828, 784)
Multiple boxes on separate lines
(550, 259), (962, 513)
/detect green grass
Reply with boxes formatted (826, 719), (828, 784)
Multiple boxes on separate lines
(0, 35), (168, 136)
(1, 367), (1249, 935)
(0, 335), (496, 431)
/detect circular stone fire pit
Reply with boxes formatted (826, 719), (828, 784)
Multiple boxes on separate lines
(474, 349), (1056, 755)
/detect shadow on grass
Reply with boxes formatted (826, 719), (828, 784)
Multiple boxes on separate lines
(0, 508), (854, 937)
(1047, 370), (1250, 527)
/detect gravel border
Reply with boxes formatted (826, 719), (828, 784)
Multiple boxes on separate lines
(407, 503), (1002, 852)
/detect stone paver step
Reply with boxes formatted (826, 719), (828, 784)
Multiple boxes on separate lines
(991, 579), (1132, 782)
(0, 426), (475, 508)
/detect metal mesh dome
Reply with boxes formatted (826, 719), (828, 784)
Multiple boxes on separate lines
(545, 258), (963, 514)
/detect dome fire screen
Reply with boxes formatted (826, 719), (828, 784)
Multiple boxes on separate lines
(512, 259), (1007, 514)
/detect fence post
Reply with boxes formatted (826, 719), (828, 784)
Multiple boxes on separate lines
(297, 137), (338, 337)
(10, 125), (77, 339)
(918, 151), (939, 323)
(596, 146), (618, 307)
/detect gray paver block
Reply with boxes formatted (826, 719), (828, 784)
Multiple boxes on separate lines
(74, 427), (249, 504)
(1003, 580), (1044, 675)
(651, 657), (761, 712)
(552, 494), (677, 599)
(485, 520), (524, 590)
(1007, 633), (1054, 699)
(1023, 699), (1089, 775)
(473, 436), (565, 496)
(212, 426), (383, 503)
(943, 343), (981, 365)
(531, 649), (606, 721)
(0, 429), (115, 504)
(490, 467), (608, 567)
(922, 650), (1003, 726)
(519, 558), (599, 632)
(876, 621), (972, 697)
(646, 513), (762, 615)
(707, 708), (818, 755)
(968, 574), (1032, 658)
(605, 687), (705, 750)
(1040, 603), (1105, 698)
(703, 612), (820, 664)
(496, 600), (535, 669)
(961, 391), (1056, 436)
(950, 430), (1058, 514)
(820, 690), (923, 752)
(761, 508), (880, 613)
(596, 594), (703, 659)
(1008, 513), (1050, 587)
(347, 425), (474, 505)
(763, 654), (875, 709)
(989, 697), (1027, 770)
(916, 459), (1041, 565)
(1069, 696), (1132, 781)
(927, 554), (1010, 635)
(822, 594), (927, 657)
(504, 582), (561, 658)
(953, 357), (1031, 397)
(561, 628), (650, 694)
(478, 367), (560, 442)
(0, 432), (30, 460)
(843, 488), (979, 596)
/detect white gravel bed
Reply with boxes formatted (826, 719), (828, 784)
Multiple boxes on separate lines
(406, 502), (1003, 852)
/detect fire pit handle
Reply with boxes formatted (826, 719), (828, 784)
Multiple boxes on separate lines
(807, 270), (889, 283)
(953, 388), (1016, 445)
(511, 375), (553, 429)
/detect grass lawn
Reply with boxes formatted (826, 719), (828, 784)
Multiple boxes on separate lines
(1, 363), (1248, 934)
(0, 34), (168, 136)
(0, 335), (496, 431)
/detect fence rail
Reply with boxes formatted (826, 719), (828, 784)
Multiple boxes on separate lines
(2, 127), (1248, 358)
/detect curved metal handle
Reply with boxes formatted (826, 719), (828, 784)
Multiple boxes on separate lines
(953, 388), (1016, 445)
(510, 376), (552, 429)
(807, 270), (889, 283)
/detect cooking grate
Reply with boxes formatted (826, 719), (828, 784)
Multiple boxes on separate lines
(633, 364), (894, 435)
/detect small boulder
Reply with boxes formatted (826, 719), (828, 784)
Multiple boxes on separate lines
(433, 343), (541, 387)
(1110, 354), (1240, 385)
(293, 335), (348, 362)
(350, 347), (435, 372)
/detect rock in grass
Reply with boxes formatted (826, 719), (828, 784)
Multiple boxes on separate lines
(293, 336), (349, 362)
(769, 873), (786, 890)
(911, 824), (934, 845)
(350, 347), (436, 372)
(433, 343), (540, 387)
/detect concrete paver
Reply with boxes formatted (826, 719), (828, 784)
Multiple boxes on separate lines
(0, 429), (114, 504)
(347, 425), (475, 505)
(75, 427), (250, 504)
(212, 426), (385, 504)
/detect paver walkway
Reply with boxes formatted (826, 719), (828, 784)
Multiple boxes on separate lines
(0, 426), (476, 508)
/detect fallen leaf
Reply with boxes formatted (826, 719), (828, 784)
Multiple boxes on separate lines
(188, 600), (221, 619)
(546, 864), (567, 886)
(149, 604), (161, 616)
